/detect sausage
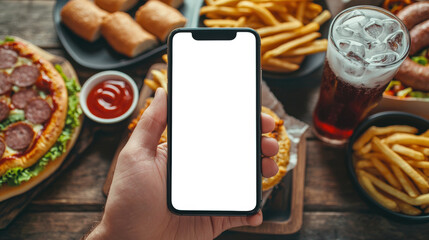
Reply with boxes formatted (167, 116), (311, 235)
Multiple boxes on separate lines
(397, 2), (429, 29)
(0, 72), (12, 95)
(395, 3), (429, 91)
(0, 138), (5, 159)
(9, 64), (40, 87)
(0, 101), (9, 122)
(11, 89), (38, 109)
(0, 48), (18, 69)
(25, 98), (52, 124)
(396, 60), (429, 91)
(395, 20), (429, 91)
(409, 19), (429, 55)
(5, 122), (34, 151)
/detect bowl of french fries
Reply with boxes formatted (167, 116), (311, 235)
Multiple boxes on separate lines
(347, 111), (429, 221)
(199, 0), (332, 80)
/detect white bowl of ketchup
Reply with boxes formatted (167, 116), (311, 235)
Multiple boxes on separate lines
(80, 71), (139, 124)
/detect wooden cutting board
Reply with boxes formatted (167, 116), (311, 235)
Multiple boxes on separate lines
(103, 63), (307, 235)
(0, 37), (94, 229)
(233, 137), (306, 234)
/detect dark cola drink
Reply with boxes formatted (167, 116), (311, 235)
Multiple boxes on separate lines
(313, 6), (409, 145)
(313, 60), (390, 143)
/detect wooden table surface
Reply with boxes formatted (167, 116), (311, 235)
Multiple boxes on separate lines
(1, 1), (429, 239)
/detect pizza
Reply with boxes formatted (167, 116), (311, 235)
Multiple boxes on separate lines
(0, 38), (82, 201)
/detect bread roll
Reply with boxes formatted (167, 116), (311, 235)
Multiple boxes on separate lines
(135, 1), (187, 42)
(153, 0), (184, 9)
(94, 0), (139, 13)
(60, 0), (108, 42)
(101, 12), (158, 57)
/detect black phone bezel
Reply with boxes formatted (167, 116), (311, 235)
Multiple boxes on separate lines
(167, 28), (261, 216)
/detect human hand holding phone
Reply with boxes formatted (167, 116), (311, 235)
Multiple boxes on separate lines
(86, 88), (279, 240)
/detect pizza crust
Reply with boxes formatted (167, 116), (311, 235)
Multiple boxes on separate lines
(0, 114), (82, 202)
(261, 106), (291, 191)
(0, 42), (68, 176)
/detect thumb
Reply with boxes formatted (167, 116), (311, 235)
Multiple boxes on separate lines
(128, 88), (167, 156)
(212, 211), (263, 237)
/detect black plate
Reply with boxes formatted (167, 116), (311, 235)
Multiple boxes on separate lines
(54, 0), (330, 77)
(53, 0), (204, 69)
(346, 111), (429, 223)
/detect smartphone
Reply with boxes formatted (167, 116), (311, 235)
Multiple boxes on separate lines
(167, 28), (261, 215)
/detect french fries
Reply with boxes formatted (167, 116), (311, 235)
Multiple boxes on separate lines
(391, 165), (419, 198)
(396, 200), (422, 216)
(359, 170), (429, 206)
(212, 0), (240, 6)
(258, 2), (287, 13)
(200, 6), (252, 17)
(204, 19), (238, 27)
(410, 145), (429, 156)
(144, 79), (160, 90)
(359, 174), (398, 211)
(372, 137), (428, 190)
(296, 1), (305, 22)
(279, 39), (328, 57)
(392, 144), (425, 161)
(424, 168), (429, 177)
(312, 10), (331, 25)
(144, 54), (168, 92)
(262, 57), (299, 73)
(355, 160), (373, 169)
(279, 55), (305, 65)
(199, 0), (330, 73)
(353, 125), (418, 150)
(305, 3), (322, 19)
(384, 133), (429, 147)
(370, 157), (401, 189)
(263, 32), (321, 60)
(237, 1), (280, 26)
(162, 54), (168, 64)
(360, 152), (387, 161)
(261, 22), (320, 50)
(152, 70), (168, 92)
(257, 22), (302, 37)
(407, 161), (429, 169)
(354, 125), (429, 215)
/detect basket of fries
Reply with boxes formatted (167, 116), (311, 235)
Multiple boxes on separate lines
(199, 0), (332, 79)
(347, 111), (429, 221)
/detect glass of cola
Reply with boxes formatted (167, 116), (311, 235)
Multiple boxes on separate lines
(313, 5), (410, 146)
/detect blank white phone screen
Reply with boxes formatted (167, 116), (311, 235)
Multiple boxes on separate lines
(171, 32), (258, 211)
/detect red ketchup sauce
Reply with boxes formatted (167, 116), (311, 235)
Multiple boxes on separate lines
(87, 80), (133, 119)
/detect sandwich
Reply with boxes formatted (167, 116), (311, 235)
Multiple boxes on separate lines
(60, 0), (108, 42)
(101, 12), (158, 57)
(135, 0), (187, 42)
